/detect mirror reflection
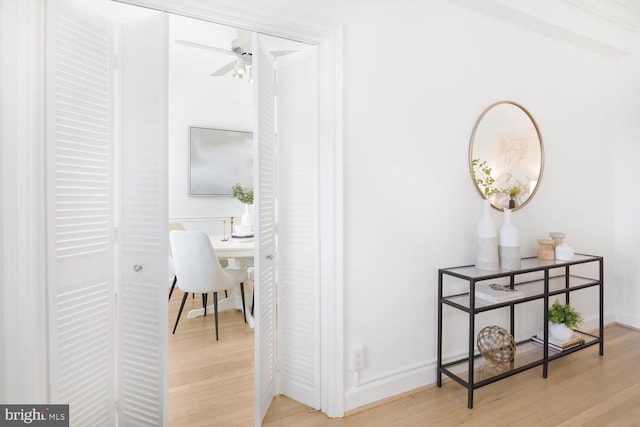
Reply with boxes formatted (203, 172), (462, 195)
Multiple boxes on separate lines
(469, 101), (544, 210)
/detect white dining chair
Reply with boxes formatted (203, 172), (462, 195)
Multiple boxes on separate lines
(168, 222), (185, 301)
(169, 222), (230, 302)
(169, 230), (248, 340)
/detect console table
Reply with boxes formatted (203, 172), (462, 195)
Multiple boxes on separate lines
(437, 254), (604, 408)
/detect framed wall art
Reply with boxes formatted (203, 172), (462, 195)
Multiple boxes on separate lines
(188, 126), (253, 196)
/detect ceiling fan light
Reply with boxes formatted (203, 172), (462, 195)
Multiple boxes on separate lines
(235, 56), (246, 74)
(232, 70), (244, 79)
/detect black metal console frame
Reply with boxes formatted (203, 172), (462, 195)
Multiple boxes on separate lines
(437, 254), (604, 408)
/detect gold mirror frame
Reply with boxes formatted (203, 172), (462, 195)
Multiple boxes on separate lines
(469, 101), (545, 211)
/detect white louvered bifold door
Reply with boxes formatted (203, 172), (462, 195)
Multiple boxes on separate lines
(45, 0), (115, 425)
(275, 47), (321, 409)
(253, 32), (277, 427)
(118, 13), (169, 426)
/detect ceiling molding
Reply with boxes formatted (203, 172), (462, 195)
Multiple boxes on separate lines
(449, 0), (636, 57)
(114, 0), (338, 43)
(564, 0), (640, 32)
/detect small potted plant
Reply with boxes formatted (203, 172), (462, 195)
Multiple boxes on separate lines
(232, 183), (253, 205)
(503, 185), (522, 209)
(549, 299), (583, 341)
(232, 183), (254, 230)
(471, 159), (522, 209)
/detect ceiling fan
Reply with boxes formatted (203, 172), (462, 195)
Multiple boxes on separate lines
(175, 37), (253, 79)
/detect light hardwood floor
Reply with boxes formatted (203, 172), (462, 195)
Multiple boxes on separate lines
(168, 286), (255, 426)
(169, 294), (640, 427)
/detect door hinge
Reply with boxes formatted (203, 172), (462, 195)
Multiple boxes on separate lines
(114, 399), (118, 410)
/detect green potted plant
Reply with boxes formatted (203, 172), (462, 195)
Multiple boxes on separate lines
(549, 299), (583, 341)
(232, 183), (254, 232)
(232, 183), (253, 205)
(471, 159), (522, 209)
(504, 185), (522, 209)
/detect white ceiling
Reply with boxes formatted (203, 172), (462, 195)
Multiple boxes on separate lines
(169, 14), (307, 103)
(115, 0), (640, 58)
(448, 0), (640, 57)
(88, 0), (308, 105)
(104, 0), (640, 62)
(565, 0), (640, 32)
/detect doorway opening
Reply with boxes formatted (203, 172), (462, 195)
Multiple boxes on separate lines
(89, 1), (312, 424)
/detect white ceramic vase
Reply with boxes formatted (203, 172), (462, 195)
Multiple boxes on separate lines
(499, 208), (521, 270)
(241, 203), (254, 226)
(476, 199), (499, 271)
(549, 322), (573, 341)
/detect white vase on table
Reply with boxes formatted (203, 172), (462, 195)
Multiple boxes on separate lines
(241, 203), (254, 227)
(476, 199), (499, 271)
(498, 208), (521, 270)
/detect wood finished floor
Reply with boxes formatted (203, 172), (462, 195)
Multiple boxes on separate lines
(168, 285), (255, 426)
(169, 293), (640, 427)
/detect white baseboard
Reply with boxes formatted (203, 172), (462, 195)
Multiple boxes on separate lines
(613, 313), (640, 329)
(344, 360), (436, 412)
(344, 310), (615, 413)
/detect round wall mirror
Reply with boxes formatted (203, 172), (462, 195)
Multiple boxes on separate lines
(469, 101), (544, 210)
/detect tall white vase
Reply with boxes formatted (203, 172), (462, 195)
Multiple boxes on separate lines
(499, 208), (521, 270)
(241, 203), (254, 226)
(476, 199), (499, 271)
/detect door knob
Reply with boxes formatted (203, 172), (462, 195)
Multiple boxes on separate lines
(266, 254), (273, 260)
(133, 264), (143, 272)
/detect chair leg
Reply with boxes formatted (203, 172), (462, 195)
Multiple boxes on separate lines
(172, 292), (189, 334)
(202, 293), (208, 317)
(251, 291), (254, 316)
(214, 291), (219, 341)
(225, 290), (228, 298)
(169, 276), (177, 301)
(240, 282), (247, 323)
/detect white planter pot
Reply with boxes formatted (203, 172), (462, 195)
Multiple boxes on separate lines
(241, 203), (254, 226)
(549, 322), (573, 341)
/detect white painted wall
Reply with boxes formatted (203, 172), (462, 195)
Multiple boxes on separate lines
(613, 35), (640, 328)
(4, 0), (639, 416)
(333, 0), (620, 410)
(168, 15), (253, 235)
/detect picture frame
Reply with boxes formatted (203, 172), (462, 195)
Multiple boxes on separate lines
(188, 126), (253, 196)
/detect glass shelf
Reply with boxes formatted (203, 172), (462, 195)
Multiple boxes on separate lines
(443, 275), (599, 312)
(437, 254), (604, 408)
(440, 254), (601, 281)
(441, 330), (600, 387)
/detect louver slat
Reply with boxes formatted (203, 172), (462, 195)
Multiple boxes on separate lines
(118, 14), (168, 427)
(48, 2), (114, 425)
(276, 47), (321, 409)
(254, 33), (277, 426)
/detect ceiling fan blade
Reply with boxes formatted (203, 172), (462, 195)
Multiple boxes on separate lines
(210, 60), (236, 77)
(175, 39), (235, 56)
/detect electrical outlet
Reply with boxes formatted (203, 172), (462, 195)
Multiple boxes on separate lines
(352, 345), (365, 371)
